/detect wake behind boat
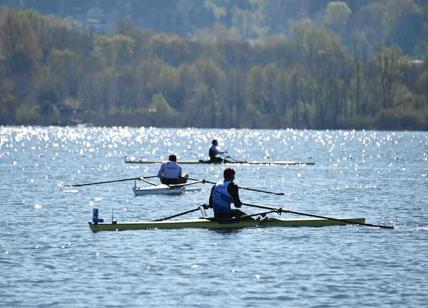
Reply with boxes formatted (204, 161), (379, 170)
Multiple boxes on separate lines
(124, 156), (315, 166)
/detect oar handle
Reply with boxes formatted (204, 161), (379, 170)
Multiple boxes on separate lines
(188, 177), (215, 185)
(242, 203), (394, 229)
(187, 177), (285, 195)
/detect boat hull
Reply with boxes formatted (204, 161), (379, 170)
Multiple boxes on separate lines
(89, 217), (365, 232)
(124, 158), (314, 166)
(133, 185), (201, 196)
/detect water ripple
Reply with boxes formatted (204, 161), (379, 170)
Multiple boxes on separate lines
(0, 127), (427, 307)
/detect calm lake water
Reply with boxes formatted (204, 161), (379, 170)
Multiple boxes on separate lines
(0, 126), (427, 307)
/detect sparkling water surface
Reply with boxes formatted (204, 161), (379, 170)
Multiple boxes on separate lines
(0, 127), (427, 307)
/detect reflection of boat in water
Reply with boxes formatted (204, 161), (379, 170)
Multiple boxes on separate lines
(124, 157), (315, 166)
(89, 216), (365, 232)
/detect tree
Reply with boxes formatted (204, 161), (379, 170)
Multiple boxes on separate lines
(324, 1), (352, 34)
(94, 34), (135, 67)
(149, 93), (178, 116)
(0, 10), (41, 73)
(383, 0), (423, 55)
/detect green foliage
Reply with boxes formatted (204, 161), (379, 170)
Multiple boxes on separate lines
(1, 0), (427, 57)
(383, 0), (423, 55)
(94, 35), (135, 67)
(324, 1), (352, 32)
(0, 7), (427, 130)
(0, 10), (41, 73)
(15, 103), (39, 123)
(149, 93), (177, 116)
(375, 107), (427, 130)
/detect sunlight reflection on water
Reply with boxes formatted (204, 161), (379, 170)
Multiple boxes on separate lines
(0, 126), (427, 306)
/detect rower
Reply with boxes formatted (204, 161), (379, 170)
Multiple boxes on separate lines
(209, 139), (227, 163)
(157, 154), (188, 185)
(209, 168), (247, 219)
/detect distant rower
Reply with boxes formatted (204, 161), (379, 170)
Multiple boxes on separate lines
(157, 154), (188, 185)
(209, 168), (246, 219)
(209, 139), (227, 163)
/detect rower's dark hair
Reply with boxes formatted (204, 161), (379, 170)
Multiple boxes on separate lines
(224, 168), (235, 180)
(212, 139), (218, 145)
(169, 154), (177, 162)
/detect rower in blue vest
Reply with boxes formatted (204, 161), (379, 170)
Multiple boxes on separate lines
(157, 154), (188, 185)
(209, 139), (227, 163)
(209, 168), (247, 219)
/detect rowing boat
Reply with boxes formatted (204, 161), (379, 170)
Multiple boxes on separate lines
(133, 179), (202, 196)
(124, 157), (315, 166)
(133, 184), (201, 196)
(89, 217), (365, 232)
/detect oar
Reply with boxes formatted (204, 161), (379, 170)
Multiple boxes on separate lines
(168, 180), (204, 188)
(242, 202), (394, 229)
(153, 204), (209, 221)
(138, 177), (158, 186)
(223, 155), (244, 163)
(187, 177), (285, 196)
(71, 175), (158, 187)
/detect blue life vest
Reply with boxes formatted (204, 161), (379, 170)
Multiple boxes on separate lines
(211, 181), (232, 215)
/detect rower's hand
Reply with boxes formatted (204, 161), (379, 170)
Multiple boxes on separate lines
(235, 202), (242, 208)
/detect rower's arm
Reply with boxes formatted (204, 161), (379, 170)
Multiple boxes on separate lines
(157, 163), (165, 178)
(208, 185), (215, 208)
(228, 183), (242, 208)
(216, 147), (226, 155)
(211, 146), (225, 156)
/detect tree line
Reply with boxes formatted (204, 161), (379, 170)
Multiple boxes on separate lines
(2, 0), (427, 58)
(0, 9), (427, 129)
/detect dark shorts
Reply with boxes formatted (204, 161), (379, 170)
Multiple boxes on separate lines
(214, 208), (247, 219)
(160, 177), (188, 185)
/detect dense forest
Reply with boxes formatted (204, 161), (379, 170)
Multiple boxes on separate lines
(0, 1), (427, 129)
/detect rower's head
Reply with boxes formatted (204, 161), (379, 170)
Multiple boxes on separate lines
(212, 139), (218, 146)
(168, 154), (177, 162)
(224, 168), (235, 181)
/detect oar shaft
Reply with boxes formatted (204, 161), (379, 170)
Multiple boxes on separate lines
(242, 203), (277, 211)
(188, 177), (215, 185)
(154, 207), (200, 221)
(138, 177), (158, 186)
(187, 177), (284, 195)
(72, 175), (157, 187)
(242, 203), (393, 229)
(285, 209), (393, 229)
(239, 186), (285, 195)
(168, 180), (204, 188)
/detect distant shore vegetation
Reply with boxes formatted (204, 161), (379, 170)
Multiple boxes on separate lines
(0, 6), (427, 129)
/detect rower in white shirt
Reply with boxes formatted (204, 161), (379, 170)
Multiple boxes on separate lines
(157, 154), (188, 185)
